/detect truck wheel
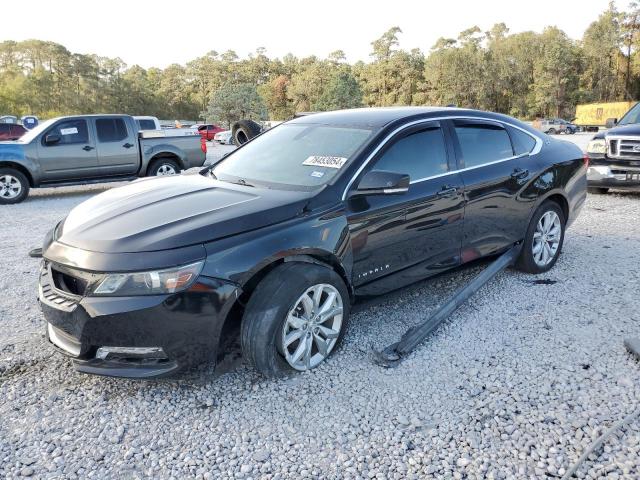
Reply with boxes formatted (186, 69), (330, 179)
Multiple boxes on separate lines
(148, 158), (180, 176)
(588, 187), (609, 194)
(516, 201), (565, 274)
(0, 168), (29, 204)
(231, 120), (261, 145)
(241, 263), (350, 377)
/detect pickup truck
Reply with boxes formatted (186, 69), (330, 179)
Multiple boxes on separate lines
(586, 102), (640, 193)
(0, 114), (207, 204)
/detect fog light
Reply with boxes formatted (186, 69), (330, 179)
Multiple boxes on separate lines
(95, 346), (166, 360)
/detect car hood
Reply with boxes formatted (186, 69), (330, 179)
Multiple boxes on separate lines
(605, 124), (640, 137)
(58, 174), (313, 253)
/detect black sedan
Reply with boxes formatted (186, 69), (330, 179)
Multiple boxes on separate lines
(38, 107), (587, 378)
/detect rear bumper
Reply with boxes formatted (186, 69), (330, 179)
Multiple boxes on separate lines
(39, 267), (240, 378)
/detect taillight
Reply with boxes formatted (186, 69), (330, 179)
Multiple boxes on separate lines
(200, 137), (207, 154)
(583, 153), (589, 168)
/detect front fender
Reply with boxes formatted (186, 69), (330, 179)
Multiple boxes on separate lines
(202, 207), (353, 290)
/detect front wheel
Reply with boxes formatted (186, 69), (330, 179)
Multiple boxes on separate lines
(547, 128), (556, 135)
(516, 201), (565, 274)
(0, 168), (29, 204)
(241, 263), (350, 377)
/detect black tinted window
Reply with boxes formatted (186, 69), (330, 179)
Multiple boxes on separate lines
(373, 127), (448, 181)
(0, 125), (10, 133)
(47, 119), (88, 145)
(454, 124), (513, 168)
(137, 119), (156, 130)
(96, 118), (128, 142)
(508, 127), (536, 155)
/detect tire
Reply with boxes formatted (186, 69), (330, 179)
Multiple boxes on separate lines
(231, 120), (261, 146)
(241, 262), (350, 377)
(516, 201), (565, 274)
(547, 128), (556, 135)
(0, 168), (29, 204)
(147, 158), (180, 176)
(588, 187), (609, 194)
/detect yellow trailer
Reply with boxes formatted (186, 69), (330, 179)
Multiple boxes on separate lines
(574, 101), (636, 132)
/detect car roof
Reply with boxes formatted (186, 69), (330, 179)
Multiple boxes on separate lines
(287, 106), (514, 128)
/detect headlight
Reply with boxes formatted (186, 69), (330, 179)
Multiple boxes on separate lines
(91, 261), (204, 296)
(587, 139), (607, 154)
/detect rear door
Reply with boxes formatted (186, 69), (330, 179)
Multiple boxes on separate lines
(93, 117), (139, 175)
(36, 118), (100, 181)
(347, 121), (465, 291)
(451, 119), (539, 261)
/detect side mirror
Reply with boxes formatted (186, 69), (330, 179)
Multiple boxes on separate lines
(605, 118), (618, 129)
(44, 134), (61, 145)
(352, 170), (410, 197)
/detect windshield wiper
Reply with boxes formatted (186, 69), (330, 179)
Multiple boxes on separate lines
(227, 178), (255, 188)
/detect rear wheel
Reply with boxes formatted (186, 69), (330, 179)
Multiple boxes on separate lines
(588, 187), (609, 194)
(516, 201), (565, 274)
(241, 263), (350, 377)
(547, 128), (557, 135)
(148, 158), (180, 176)
(0, 168), (29, 204)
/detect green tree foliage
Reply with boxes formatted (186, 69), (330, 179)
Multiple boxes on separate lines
(205, 83), (267, 127)
(2, 3), (640, 122)
(313, 71), (363, 111)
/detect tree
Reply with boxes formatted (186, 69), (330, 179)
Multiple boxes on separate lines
(205, 83), (267, 127)
(313, 71), (363, 111)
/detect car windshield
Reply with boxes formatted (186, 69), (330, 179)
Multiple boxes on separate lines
(618, 103), (640, 126)
(16, 118), (58, 143)
(213, 123), (374, 189)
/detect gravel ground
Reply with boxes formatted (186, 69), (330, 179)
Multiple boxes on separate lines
(2, 136), (640, 479)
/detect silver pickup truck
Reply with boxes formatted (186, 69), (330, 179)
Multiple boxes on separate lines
(0, 114), (207, 204)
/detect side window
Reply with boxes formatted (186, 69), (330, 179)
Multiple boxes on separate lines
(45, 119), (89, 146)
(508, 127), (537, 156)
(373, 127), (448, 181)
(96, 118), (128, 142)
(198, 126), (207, 131)
(0, 125), (10, 135)
(454, 123), (513, 168)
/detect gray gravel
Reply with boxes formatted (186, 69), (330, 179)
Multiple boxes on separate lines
(2, 137), (640, 479)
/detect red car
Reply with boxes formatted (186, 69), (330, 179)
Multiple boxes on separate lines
(193, 124), (225, 141)
(0, 123), (27, 141)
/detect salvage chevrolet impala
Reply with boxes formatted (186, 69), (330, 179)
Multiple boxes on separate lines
(38, 107), (587, 378)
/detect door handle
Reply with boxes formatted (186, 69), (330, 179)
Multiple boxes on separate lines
(123, 143), (134, 149)
(436, 185), (458, 197)
(82, 145), (94, 151)
(511, 168), (529, 179)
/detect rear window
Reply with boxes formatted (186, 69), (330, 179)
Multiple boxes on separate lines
(0, 124), (10, 133)
(96, 118), (128, 142)
(137, 119), (157, 130)
(508, 127), (537, 155)
(454, 123), (514, 168)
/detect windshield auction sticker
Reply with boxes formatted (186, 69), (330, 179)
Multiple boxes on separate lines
(302, 156), (348, 169)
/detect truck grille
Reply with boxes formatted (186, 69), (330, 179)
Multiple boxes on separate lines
(608, 137), (640, 161)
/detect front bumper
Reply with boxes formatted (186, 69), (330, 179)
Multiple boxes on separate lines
(587, 164), (640, 190)
(39, 260), (240, 378)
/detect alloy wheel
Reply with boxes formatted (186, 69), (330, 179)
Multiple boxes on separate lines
(0, 175), (22, 199)
(281, 284), (343, 371)
(157, 164), (177, 175)
(532, 210), (561, 267)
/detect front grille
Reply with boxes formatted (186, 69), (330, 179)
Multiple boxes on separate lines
(608, 137), (640, 161)
(51, 266), (87, 296)
(39, 263), (79, 311)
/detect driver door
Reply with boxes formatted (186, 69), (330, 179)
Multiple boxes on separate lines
(345, 121), (465, 294)
(36, 118), (100, 181)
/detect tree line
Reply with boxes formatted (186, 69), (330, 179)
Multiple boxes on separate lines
(1, 2), (638, 126)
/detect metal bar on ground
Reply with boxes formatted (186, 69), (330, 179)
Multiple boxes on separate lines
(372, 244), (522, 368)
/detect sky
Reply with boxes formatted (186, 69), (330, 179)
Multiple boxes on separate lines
(1, 0), (624, 68)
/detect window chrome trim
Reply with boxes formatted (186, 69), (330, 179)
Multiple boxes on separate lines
(341, 115), (542, 200)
